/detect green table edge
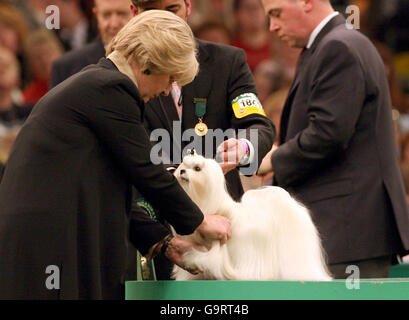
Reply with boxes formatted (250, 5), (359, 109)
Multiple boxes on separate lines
(125, 279), (409, 300)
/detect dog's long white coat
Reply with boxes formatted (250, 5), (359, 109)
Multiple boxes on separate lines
(173, 153), (332, 281)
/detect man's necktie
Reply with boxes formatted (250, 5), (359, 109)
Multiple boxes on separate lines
(294, 47), (307, 80)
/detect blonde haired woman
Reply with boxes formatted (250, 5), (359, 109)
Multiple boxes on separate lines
(0, 11), (230, 300)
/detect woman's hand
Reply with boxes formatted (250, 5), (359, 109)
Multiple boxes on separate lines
(164, 236), (207, 274)
(196, 214), (232, 245)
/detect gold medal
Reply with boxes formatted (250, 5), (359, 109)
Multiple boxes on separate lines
(194, 119), (208, 136)
(194, 98), (208, 136)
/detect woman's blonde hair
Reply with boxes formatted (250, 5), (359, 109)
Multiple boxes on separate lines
(107, 10), (198, 87)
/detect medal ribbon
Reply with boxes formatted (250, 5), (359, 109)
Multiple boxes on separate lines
(194, 98), (207, 119)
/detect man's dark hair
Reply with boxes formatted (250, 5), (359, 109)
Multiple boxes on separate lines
(131, 0), (153, 8)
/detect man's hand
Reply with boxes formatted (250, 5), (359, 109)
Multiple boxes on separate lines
(218, 162), (238, 175)
(257, 145), (277, 176)
(216, 138), (247, 175)
(196, 214), (232, 245)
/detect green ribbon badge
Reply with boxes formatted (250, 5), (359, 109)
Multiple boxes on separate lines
(194, 98), (207, 118)
(134, 197), (158, 281)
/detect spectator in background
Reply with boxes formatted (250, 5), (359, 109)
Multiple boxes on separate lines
(348, 0), (409, 97)
(91, 0), (133, 47)
(400, 131), (409, 164)
(387, 0), (409, 54)
(253, 60), (276, 104)
(0, 2), (28, 55)
(271, 35), (302, 80)
(12, 0), (96, 33)
(0, 2), (30, 87)
(349, 0), (382, 40)
(209, 0), (229, 14)
(350, 0), (409, 54)
(189, 0), (235, 31)
(11, 0), (49, 31)
(22, 29), (64, 106)
(0, 129), (17, 166)
(263, 84), (290, 142)
(401, 163), (409, 202)
(253, 59), (290, 103)
(375, 41), (409, 114)
(193, 19), (232, 45)
(0, 46), (31, 131)
(50, 0), (133, 88)
(44, 0), (95, 52)
(231, 0), (273, 71)
(0, 46), (30, 168)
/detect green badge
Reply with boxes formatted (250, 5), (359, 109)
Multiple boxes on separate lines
(134, 197), (159, 281)
(194, 98), (208, 136)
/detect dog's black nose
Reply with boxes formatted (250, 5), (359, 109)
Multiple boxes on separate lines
(180, 169), (186, 175)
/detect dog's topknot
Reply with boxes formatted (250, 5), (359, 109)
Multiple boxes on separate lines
(187, 148), (196, 156)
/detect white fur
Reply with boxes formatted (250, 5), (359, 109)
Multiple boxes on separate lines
(173, 152), (332, 281)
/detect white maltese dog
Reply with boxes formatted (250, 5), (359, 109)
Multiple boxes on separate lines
(172, 151), (332, 281)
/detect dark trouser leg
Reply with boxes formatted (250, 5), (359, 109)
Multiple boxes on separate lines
(328, 255), (392, 279)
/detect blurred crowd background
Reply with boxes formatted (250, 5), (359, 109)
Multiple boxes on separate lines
(0, 0), (408, 197)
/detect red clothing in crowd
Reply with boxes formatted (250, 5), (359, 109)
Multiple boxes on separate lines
(22, 79), (49, 106)
(232, 37), (272, 72)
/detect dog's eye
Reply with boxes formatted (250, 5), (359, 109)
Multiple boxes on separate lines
(194, 166), (201, 172)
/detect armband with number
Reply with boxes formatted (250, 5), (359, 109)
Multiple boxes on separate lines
(231, 93), (266, 119)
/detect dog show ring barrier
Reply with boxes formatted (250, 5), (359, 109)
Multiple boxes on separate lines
(125, 263), (409, 300)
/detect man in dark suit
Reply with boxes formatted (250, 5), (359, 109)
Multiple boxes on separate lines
(131, 0), (275, 280)
(260, 0), (409, 278)
(50, 0), (133, 88)
(131, 0), (275, 201)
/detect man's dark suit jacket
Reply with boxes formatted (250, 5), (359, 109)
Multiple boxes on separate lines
(0, 59), (204, 299)
(0, 162), (4, 182)
(143, 39), (276, 201)
(271, 14), (409, 264)
(50, 39), (106, 88)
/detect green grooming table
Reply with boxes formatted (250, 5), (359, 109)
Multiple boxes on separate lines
(389, 263), (409, 278)
(125, 279), (409, 300)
